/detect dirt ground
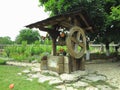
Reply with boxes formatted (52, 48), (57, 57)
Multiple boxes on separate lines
(86, 60), (120, 89)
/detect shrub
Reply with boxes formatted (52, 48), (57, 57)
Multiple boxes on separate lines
(0, 58), (6, 65)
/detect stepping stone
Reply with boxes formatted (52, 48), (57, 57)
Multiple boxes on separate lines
(31, 73), (41, 78)
(97, 85), (113, 90)
(56, 85), (77, 90)
(22, 70), (30, 74)
(49, 78), (63, 85)
(60, 74), (79, 83)
(26, 78), (33, 81)
(31, 67), (40, 72)
(84, 74), (107, 82)
(27, 73), (33, 77)
(41, 70), (59, 77)
(71, 70), (88, 76)
(86, 86), (98, 90)
(17, 73), (22, 75)
(73, 81), (89, 88)
(38, 75), (59, 83)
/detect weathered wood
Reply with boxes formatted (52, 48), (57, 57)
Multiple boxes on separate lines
(72, 58), (78, 71)
(68, 56), (85, 71)
(48, 30), (59, 55)
(66, 26), (86, 59)
(79, 14), (89, 27)
(79, 14), (93, 32)
(51, 38), (56, 55)
(79, 57), (85, 70)
(60, 21), (73, 28)
(26, 9), (94, 73)
(73, 16), (80, 26)
(26, 10), (94, 33)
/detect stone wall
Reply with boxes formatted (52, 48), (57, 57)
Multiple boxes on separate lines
(41, 55), (85, 74)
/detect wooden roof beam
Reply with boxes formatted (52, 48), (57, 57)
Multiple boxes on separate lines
(79, 14), (93, 32)
(60, 21), (73, 29)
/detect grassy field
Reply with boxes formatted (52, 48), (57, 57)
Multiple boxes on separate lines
(0, 65), (56, 90)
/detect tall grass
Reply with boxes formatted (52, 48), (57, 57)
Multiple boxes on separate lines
(2, 41), (52, 62)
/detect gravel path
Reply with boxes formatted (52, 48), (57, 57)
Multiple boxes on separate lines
(86, 61), (120, 89)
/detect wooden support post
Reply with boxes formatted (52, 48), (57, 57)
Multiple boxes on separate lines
(69, 56), (85, 72)
(79, 57), (85, 70)
(72, 57), (77, 71)
(76, 59), (81, 70)
(51, 38), (56, 56)
(48, 30), (59, 56)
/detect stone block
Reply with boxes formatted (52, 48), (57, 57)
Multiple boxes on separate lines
(64, 63), (70, 73)
(41, 60), (48, 70)
(64, 56), (69, 63)
(64, 56), (70, 73)
(47, 56), (64, 74)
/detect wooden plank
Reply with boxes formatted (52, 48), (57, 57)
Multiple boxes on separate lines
(79, 14), (93, 32)
(60, 21), (73, 28)
(79, 57), (85, 70)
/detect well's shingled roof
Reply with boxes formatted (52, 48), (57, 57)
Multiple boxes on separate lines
(26, 10), (94, 33)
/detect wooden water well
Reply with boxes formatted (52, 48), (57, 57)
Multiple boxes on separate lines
(26, 10), (94, 74)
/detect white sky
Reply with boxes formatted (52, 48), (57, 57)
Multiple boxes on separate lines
(0, 0), (49, 41)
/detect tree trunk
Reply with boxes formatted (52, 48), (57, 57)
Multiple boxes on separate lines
(100, 43), (104, 53)
(86, 41), (90, 60)
(105, 41), (110, 56)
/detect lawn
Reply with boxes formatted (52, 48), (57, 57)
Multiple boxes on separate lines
(0, 65), (56, 90)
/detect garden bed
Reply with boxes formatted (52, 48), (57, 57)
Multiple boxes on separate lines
(90, 53), (120, 60)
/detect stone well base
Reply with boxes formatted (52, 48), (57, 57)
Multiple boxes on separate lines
(41, 55), (85, 74)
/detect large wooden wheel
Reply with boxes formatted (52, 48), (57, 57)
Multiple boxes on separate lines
(66, 26), (86, 59)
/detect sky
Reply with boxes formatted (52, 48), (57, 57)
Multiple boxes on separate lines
(0, 0), (49, 41)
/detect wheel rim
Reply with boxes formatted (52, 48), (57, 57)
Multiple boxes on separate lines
(66, 26), (86, 59)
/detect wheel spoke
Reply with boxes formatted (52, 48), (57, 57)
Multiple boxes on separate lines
(71, 37), (79, 44)
(79, 42), (84, 48)
(66, 26), (86, 59)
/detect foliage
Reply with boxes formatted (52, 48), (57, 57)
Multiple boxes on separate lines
(104, 0), (120, 13)
(104, 5), (120, 43)
(109, 5), (120, 21)
(44, 39), (52, 45)
(3, 42), (52, 62)
(39, 0), (106, 31)
(0, 58), (6, 65)
(0, 65), (56, 90)
(15, 29), (40, 44)
(39, 0), (120, 44)
(0, 36), (13, 44)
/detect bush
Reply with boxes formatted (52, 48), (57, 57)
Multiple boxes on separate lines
(3, 43), (52, 62)
(0, 59), (6, 65)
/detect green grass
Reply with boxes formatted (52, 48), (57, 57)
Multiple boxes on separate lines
(0, 65), (56, 90)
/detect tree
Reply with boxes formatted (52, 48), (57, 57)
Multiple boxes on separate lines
(15, 29), (40, 44)
(101, 5), (120, 43)
(0, 36), (13, 44)
(39, 0), (107, 38)
(39, 0), (120, 56)
(94, 4), (120, 55)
